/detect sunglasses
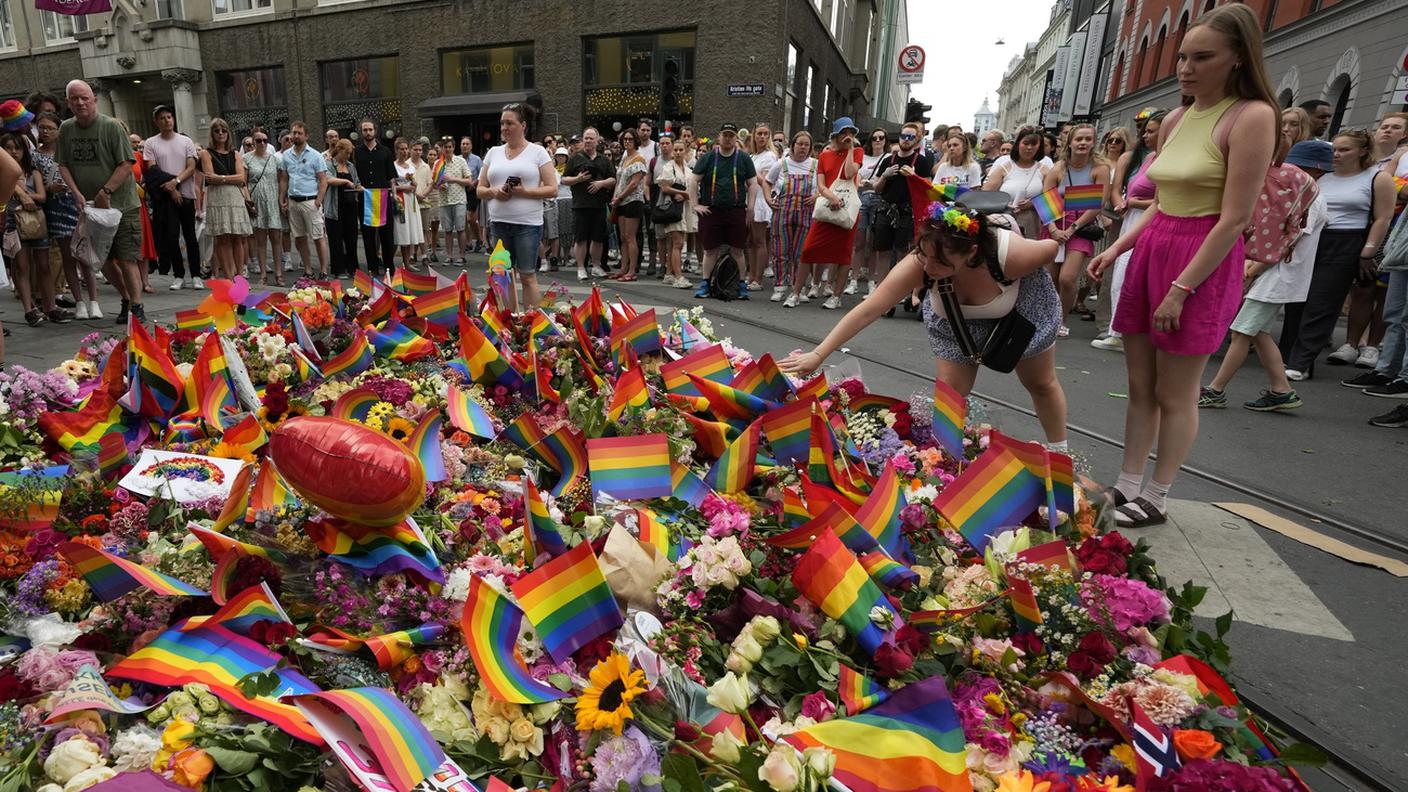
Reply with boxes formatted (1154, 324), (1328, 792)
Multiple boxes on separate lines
(254, 137), (268, 143)
(871, 135), (887, 141)
(899, 133), (916, 140)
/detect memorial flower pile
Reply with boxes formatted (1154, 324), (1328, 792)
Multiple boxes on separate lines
(0, 273), (1308, 792)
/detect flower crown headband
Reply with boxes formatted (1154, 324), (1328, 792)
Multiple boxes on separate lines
(922, 183), (979, 238)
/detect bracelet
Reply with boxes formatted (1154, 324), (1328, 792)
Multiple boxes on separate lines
(1364, 243), (1378, 250)
(1171, 280), (1196, 295)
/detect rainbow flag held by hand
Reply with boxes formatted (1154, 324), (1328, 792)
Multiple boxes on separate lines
(931, 379), (968, 460)
(60, 541), (207, 601)
(509, 542), (624, 663)
(461, 575), (569, 704)
(730, 353), (794, 404)
(932, 445), (1044, 553)
(782, 676), (971, 792)
(1032, 186), (1065, 226)
(445, 383), (496, 439)
(289, 688), (445, 792)
(1062, 182), (1105, 214)
(587, 434), (673, 501)
(791, 528), (900, 656)
(431, 158), (448, 186)
(364, 188), (392, 227)
(838, 665), (891, 716)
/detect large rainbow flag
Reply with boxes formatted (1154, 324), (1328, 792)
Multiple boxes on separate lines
(461, 575), (569, 704)
(60, 541), (207, 601)
(791, 528), (899, 656)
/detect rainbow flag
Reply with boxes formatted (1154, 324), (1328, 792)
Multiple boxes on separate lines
(989, 431), (1072, 530)
(364, 188), (391, 227)
(730, 353), (793, 404)
(678, 411), (731, 460)
(838, 665), (891, 716)
(209, 466), (250, 533)
(660, 343), (733, 397)
(782, 486), (812, 526)
(607, 366), (649, 421)
(587, 434), (673, 501)
(322, 331), (374, 379)
(364, 624), (446, 671)
(247, 461), (299, 518)
(431, 158), (448, 186)
(707, 419), (761, 493)
(1032, 186), (1065, 226)
(291, 347), (323, 384)
(610, 308), (662, 359)
(852, 463), (910, 561)
(791, 528), (899, 656)
(174, 309), (214, 331)
(129, 317), (184, 418)
(860, 551), (919, 591)
(354, 270), (376, 298)
(199, 376), (235, 430)
(461, 575), (569, 704)
(221, 414), (268, 456)
(480, 305), (511, 346)
(932, 446), (1044, 552)
(522, 475), (568, 561)
(689, 374), (777, 422)
(330, 387), (382, 423)
(847, 392), (905, 414)
(38, 392), (124, 455)
(60, 541), (206, 600)
(760, 398), (815, 466)
(527, 309), (561, 350)
(499, 412), (547, 455)
(509, 541), (624, 663)
(188, 523), (289, 566)
(1016, 540), (1077, 572)
(410, 282), (462, 328)
(362, 287), (399, 327)
(574, 286), (610, 337)
(407, 413), (446, 483)
(307, 519), (445, 585)
(290, 309), (321, 362)
(768, 500), (878, 556)
(931, 379), (967, 460)
(396, 268), (441, 297)
(670, 462), (710, 507)
(457, 314), (522, 389)
(782, 676), (971, 792)
(368, 320), (438, 362)
(1006, 575), (1043, 630)
(907, 593), (1009, 634)
(540, 427), (587, 496)
(445, 383), (496, 439)
(180, 582), (290, 637)
(291, 688), (444, 792)
(108, 622), (322, 744)
(635, 507), (689, 562)
(1062, 182), (1105, 213)
(795, 373), (830, 403)
(529, 346), (559, 404)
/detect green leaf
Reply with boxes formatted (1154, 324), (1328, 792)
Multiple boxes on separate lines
(549, 673), (573, 691)
(1273, 742), (1328, 767)
(1215, 610), (1234, 638)
(206, 746), (260, 775)
(661, 754), (706, 792)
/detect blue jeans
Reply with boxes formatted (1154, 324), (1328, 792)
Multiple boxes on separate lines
(490, 222), (543, 274)
(1375, 269), (1408, 382)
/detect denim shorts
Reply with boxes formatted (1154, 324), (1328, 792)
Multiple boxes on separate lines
(491, 221), (543, 273)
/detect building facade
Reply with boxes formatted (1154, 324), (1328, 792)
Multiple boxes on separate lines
(973, 97), (996, 134)
(0, 0), (910, 145)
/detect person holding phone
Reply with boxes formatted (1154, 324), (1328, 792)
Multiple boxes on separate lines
(477, 103), (558, 311)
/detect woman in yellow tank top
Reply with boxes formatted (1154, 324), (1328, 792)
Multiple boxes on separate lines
(1086, 4), (1278, 527)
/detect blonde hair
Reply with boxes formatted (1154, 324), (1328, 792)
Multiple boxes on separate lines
(1102, 127), (1132, 156)
(1057, 123), (1102, 168)
(1281, 107), (1312, 145)
(1188, 4), (1278, 150)
(943, 131), (974, 167)
(206, 117), (232, 151)
(752, 123), (772, 155)
(1333, 128), (1374, 170)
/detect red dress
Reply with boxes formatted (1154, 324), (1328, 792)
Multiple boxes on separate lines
(131, 156), (159, 263)
(800, 146), (862, 265)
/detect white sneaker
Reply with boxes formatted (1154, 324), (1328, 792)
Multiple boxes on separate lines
(169, 279), (183, 291)
(577, 268), (589, 281)
(590, 265), (608, 278)
(783, 294), (799, 308)
(799, 292), (811, 303)
(822, 283), (834, 298)
(868, 280), (878, 295)
(807, 282), (823, 299)
(88, 300), (103, 319)
(771, 285), (786, 302)
(822, 295), (841, 310)
(843, 280), (858, 295)
(763, 267), (774, 278)
(75, 301), (90, 320)
(1090, 336), (1124, 351)
(1355, 346), (1380, 368)
(538, 261), (551, 273)
(192, 277), (204, 289)
(674, 277), (693, 289)
(1285, 369), (1308, 382)
(1326, 343), (1359, 365)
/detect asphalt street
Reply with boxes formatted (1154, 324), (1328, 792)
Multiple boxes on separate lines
(4, 261), (1404, 788)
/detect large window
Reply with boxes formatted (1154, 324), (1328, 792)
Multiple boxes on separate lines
(216, 67), (288, 136)
(320, 55), (401, 135)
(156, 0), (182, 20)
(41, 11), (88, 44)
(441, 44), (534, 94)
(0, 0), (16, 50)
(212, 0), (270, 16)
(802, 64), (816, 131)
(583, 30), (695, 131)
(785, 43), (799, 134)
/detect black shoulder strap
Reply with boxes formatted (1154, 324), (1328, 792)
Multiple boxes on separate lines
(933, 278), (982, 360)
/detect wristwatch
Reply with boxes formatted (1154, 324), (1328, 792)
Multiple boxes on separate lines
(98, 186), (113, 197)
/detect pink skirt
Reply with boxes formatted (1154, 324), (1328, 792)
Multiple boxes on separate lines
(1112, 212), (1243, 355)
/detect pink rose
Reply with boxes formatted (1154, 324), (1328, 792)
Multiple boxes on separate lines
(800, 691), (836, 721)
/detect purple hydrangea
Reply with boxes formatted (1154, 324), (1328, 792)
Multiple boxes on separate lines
(589, 726), (661, 792)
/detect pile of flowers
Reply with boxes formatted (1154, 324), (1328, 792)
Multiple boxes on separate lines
(0, 280), (1309, 792)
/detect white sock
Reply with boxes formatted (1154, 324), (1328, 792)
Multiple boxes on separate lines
(1047, 440), (1069, 452)
(1115, 471), (1143, 502)
(1141, 479), (1172, 514)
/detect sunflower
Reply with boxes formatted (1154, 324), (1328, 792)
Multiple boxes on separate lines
(574, 652), (646, 735)
(385, 417), (416, 443)
(209, 441), (255, 463)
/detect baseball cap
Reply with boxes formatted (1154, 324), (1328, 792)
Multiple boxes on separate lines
(152, 104), (176, 120)
(1284, 140), (1333, 171)
(719, 122), (739, 134)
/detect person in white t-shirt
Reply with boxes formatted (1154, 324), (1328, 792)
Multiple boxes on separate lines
(747, 122), (780, 291)
(477, 104), (558, 311)
(934, 131), (983, 188)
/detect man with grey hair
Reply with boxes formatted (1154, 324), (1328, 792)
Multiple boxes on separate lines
(57, 79), (144, 324)
(563, 127), (616, 280)
(978, 129), (1005, 177)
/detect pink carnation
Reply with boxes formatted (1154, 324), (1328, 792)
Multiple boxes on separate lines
(1080, 574), (1171, 632)
(16, 648), (101, 693)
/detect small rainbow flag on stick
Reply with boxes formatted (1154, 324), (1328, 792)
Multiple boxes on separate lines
(445, 383), (496, 439)
(1062, 182), (1105, 213)
(707, 419), (761, 494)
(1032, 186), (1065, 226)
(610, 308), (663, 358)
(523, 475), (568, 562)
(1006, 574), (1043, 631)
(660, 343), (733, 396)
(509, 542), (624, 663)
(179, 582), (290, 637)
(851, 462), (909, 561)
(931, 445), (1044, 553)
(364, 624), (445, 671)
(791, 528), (899, 656)
(364, 188), (391, 227)
(838, 664), (891, 716)
(989, 430), (1073, 530)
(289, 688), (446, 792)
(322, 331), (373, 379)
(635, 507), (690, 562)
(860, 551), (919, 591)
(931, 379), (968, 460)
(670, 462), (710, 507)
(607, 366), (649, 421)
(174, 309), (214, 331)
(587, 434), (673, 501)
(60, 542), (207, 601)
(462, 575), (570, 704)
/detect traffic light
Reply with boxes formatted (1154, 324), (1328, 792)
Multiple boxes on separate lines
(906, 98), (932, 124)
(663, 57), (681, 119)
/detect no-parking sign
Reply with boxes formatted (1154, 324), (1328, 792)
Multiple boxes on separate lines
(897, 44), (926, 85)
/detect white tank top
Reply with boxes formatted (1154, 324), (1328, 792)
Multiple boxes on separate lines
(999, 162), (1045, 203)
(929, 228), (1019, 320)
(1319, 168), (1378, 230)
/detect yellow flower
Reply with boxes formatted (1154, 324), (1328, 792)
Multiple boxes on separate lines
(385, 417), (416, 443)
(1078, 777), (1134, 792)
(574, 653), (646, 735)
(995, 770), (1051, 792)
(1109, 743), (1136, 772)
(208, 442), (255, 463)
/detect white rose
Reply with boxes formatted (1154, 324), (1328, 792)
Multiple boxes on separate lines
(64, 768), (116, 792)
(706, 671), (752, 714)
(732, 634), (764, 664)
(758, 745), (802, 792)
(709, 730), (744, 763)
(802, 746), (836, 779)
(44, 738), (104, 785)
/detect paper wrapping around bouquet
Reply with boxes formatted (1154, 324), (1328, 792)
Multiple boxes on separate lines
(269, 416), (425, 527)
(599, 522), (671, 615)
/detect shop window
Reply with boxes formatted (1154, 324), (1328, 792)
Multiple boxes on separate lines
(216, 66), (289, 136)
(583, 30), (696, 132)
(320, 55), (402, 136)
(441, 44), (534, 94)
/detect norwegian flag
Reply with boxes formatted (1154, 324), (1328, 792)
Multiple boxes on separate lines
(1131, 698), (1182, 790)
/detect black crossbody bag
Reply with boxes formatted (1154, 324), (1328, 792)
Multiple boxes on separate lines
(929, 257), (1036, 374)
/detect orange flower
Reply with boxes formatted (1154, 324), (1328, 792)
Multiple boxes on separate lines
(171, 747), (215, 789)
(1172, 728), (1223, 761)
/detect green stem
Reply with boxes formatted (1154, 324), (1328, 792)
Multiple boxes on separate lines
(740, 707), (773, 749)
(635, 715), (743, 781)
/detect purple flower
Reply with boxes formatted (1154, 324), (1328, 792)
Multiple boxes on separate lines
(1080, 574), (1171, 632)
(1150, 758), (1296, 791)
(589, 726), (661, 792)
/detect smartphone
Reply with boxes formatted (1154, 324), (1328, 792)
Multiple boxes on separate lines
(506, 176), (522, 187)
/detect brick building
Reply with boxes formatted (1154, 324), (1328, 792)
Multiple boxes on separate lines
(0, 0), (910, 146)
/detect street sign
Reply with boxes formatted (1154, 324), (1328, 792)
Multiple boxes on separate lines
(897, 44), (925, 85)
(727, 83), (766, 98)
(1393, 75), (1408, 106)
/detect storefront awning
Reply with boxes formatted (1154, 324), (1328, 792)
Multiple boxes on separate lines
(417, 91), (540, 118)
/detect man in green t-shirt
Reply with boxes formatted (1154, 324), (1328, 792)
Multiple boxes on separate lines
(56, 80), (144, 324)
(689, 122), (755, 298)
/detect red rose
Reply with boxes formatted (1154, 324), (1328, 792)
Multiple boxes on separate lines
(874, 640), (914, 678)
(1076, 542), (1127, 576)
(1065, 650), (1103, 679)
(1076, 631), (1117, 663)
(248, 620), (296, 646)
(673, 720), (701, 742)
(894, 624), (929, 656)
(1011, 631), (1045, 657)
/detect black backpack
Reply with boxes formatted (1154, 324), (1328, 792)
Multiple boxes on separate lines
(708, 252), (742, 301)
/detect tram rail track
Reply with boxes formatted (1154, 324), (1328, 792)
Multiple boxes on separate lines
(608, 281), (1403, 790)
